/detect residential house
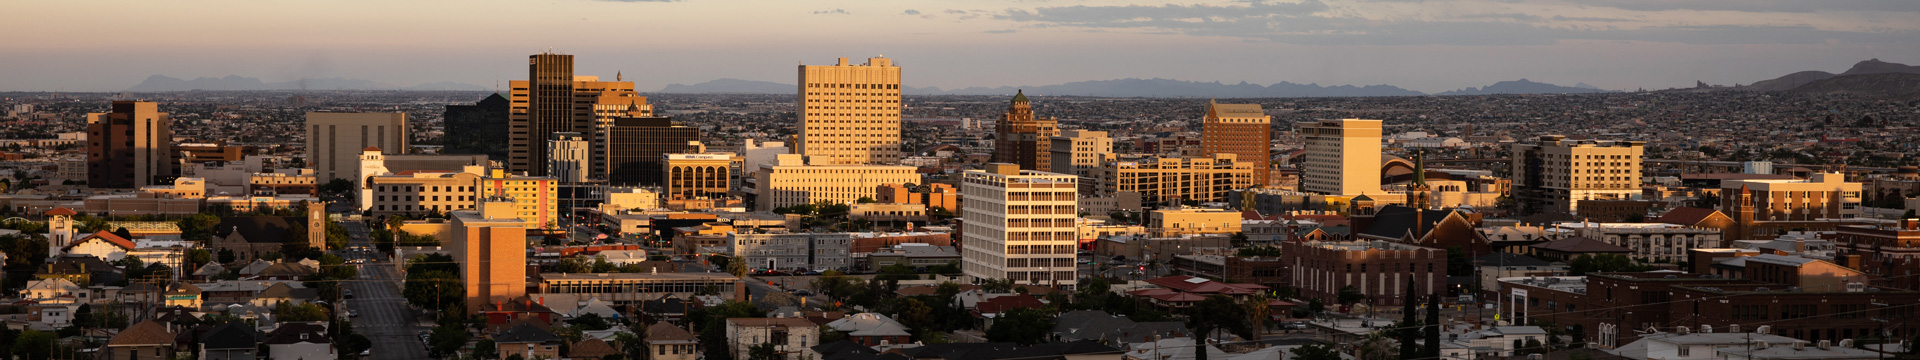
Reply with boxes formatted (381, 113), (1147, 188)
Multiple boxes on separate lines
(824, 313), (912, 347)
(104, 320), (177, 360)
(494, 322), (563, 360)
(19, 278), (83, 300)
(646, 321), (699, 360)
(197, 323), (260, 360)
(726, 317), (821, 360)
(250, 282), (318, 308)
(63, 230), (137, 261)
(568, 338), (618, 359)
(264, 322), (335, 360)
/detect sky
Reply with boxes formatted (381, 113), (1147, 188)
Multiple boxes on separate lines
(4, 0), (1918, 93)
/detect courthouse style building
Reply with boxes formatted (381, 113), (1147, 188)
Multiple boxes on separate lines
(993, 90), (1057, 171)
(797, 57), (902, 165)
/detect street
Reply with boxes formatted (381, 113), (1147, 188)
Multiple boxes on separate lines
(341, 221), (429, 360)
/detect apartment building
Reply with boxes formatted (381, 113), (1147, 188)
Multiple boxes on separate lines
(1510, 135), (1645, 215)
(960, 164), (1079, 289)
(1298, 119), (1382, 196)
(1096, 153), (1253, 205)
(797, 57), (902, 165)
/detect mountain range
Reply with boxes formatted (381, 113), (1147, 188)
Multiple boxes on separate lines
(127, 75), (487, 92)
(1731, 59), (1920, 92)
(656, 77), (1623, 97)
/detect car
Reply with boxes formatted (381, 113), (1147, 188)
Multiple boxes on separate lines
(359, 350), (371, 357)
(348, 310), (359, 317)
(342, 289), (354, 299)
(793, 289), (814, 296)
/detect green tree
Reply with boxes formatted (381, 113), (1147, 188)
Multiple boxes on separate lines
(747, 343), (780, 360)
(895, 298), (934, 332)
(1187, 295), (1253, 360)
(218, 249), (237, 264)
(429, 323), (470, 355)
(568, 313), (612, 331)
(14, 329), (53, 360)
(985, 307), (1055, 345)
(1337, 285), (1365, 307)
(1568, 254), (1649, 275)
(1398, 281), (1418, 360)
(1424, 295), (1441, 358)
(178, 214), (222, 241)
(1291, 343), (1342, 360)
(273, 302), (330, 322)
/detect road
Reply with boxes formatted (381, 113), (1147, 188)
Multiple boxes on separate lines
(341, 221), (429, 360)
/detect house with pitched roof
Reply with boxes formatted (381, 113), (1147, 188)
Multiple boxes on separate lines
(250, 282), (318, 308)
(646, 321), (699, 360)
(210, 214), (322, 264)
(195, 322), (261, 360)
(726, 317), (822, 360)
(567, 338), (618, 359)
(19, 277), (82, 301)
(63, 230), (138, 261)
(105, 320), (177, 360)
(494, 322), (563, 360)
(1352, 203), (1492, 254)
(264, 322), (334, 360)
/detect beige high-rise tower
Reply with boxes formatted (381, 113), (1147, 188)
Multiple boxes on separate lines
(797, 57), (902, 165)
(509, 53), (651, 176)
(1299, 119), (1383, 196)
(87, 101), (172, 188)
(994, 90), (1057, 171)
(1201, 100), (1272, 185)
(960, 164), (1079, 290)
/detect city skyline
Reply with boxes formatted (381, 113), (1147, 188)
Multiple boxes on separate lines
(4, 0), (1917, 93)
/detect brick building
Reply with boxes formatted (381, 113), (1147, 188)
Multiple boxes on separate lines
(1501, 270), (1920, 349)
(1281, 239), (1445, 307)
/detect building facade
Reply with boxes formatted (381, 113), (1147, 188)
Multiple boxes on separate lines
(1050, 130), (1114, 190)
(960, 164), (1079, 289)
(993, 91), (1057, 171)
(1720, 172), (1863, 221)
(450, 200), (529, 315)
(664, 154), (731, 201)
(547, 132), (590, 184)
(1281, 240), (1445, 307)
(731, 232), (853, 271)
(1298, 119), (1382, 196)
(88, 101), (173, 188)
(599, 117), (698, 186)
(797, 57), (902, 165)
(508, 53), (653, 177)
(1510, 135), (1645, 215)
(1201, 100), (1272, 185)
(442, 93), (511, 162)
(1146, 208), (1243, 237)
(1555, 222), (1724, 264)
(306, 112), (407, 186)
(1097, 153), (1254, 205)
(752, 154), (919, 212)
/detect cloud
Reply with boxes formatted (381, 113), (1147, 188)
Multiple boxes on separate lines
(1571, 0), (1920, 13)
(986, 29), (1018, 34)
(995, 0), (1920, 46)
(813, 9), (850, 15)
(903, 9), (921, 15)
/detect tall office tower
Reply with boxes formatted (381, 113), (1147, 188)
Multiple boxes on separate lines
(547, 132), (590, 183)
(1049, 130), (1113, 186)
(442, 93), (510, 162)
(960, 164), (1079, 289)
(1298, 119), (1383, 196)
(993, 90), (1058, 171)
(797, 57), (902, 165)
(599, 117), (699, 186)
(508, 53), (652, 176)
(449, 199), (529, 315)
(1511, 135), (1644, 215)
(306, 112), (409, 186)
(663, 154), (731, 201)
(87, 101), (174, 188)
(1201, 100), (1273, 185)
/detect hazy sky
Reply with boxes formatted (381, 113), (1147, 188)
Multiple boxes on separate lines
(5, 0), (1918, 93)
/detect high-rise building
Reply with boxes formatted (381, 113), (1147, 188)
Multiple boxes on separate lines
(1298, 119), (1383, 196)
(1510, 135), (1644, 215)
(1096, 153), (1254, 205)
(1049, 130), (1113, 189)
(508, 53), (652, 177)
(960, 164), (1078, 289)
(993, 90), (1057, 171)
(753, 154), (919, 212)
(442, 93), (510, 162)
(87, 101), (173, 188)
(547, 132), (589, 183)
(599, 117), (699, 186)
(306, 112), (408, 186)
(663, 154), (731, 201)
(1201, 100), (1272, 185)
(797, 57), (902, 165)
(449, 199), (529, 315)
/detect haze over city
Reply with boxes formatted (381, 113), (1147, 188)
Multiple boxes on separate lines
(6, 0), (1918, 93)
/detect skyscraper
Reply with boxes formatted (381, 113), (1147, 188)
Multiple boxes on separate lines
(960, 164), (1079, 289)
(1050, 129), (1113, 189)
(508, 53), (652, 176)
(1201, 100), (1272, 185)
(87, 101), (173, 188)
(993, 90), (1057, 171)
(599, 117), (699, 186)
(547, 132), (589, 184)
(306, 112), (409, 186)
(1298, 119), (1383, 196)
(442, 93), (510, 162)
(797, 57), (901, 165)
(449, 199), (529, 314)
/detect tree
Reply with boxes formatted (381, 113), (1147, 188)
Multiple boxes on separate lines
(1399, 281), (1418, 360)
(112, 227), (133, 241)
(15, 329), (54, 360)
(1291, 343), (1342, 360)
(985, 307), (1055, 345)
(429, 322), (470, 356)
(748, 343), (780, 360)
(569, 313), (612, 331)
(1186, 295), (1253, 360)
(218, 249), (237, 264)
(1358, 333), (1399, 360)
(1446, 247), (1474, 276)
(1229, 232), (1249, 247)
(1337, 285), (1365, 307)
(895, 298), (934, 332)
(320, 178), (355, 196)
(274, 302), (330, 322)
(1424, 295), (1440, 359)
(179, 214), (222, 241)
(856, 196), (877, 204)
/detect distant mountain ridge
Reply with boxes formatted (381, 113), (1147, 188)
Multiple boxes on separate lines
(127, 75), (486, 92)
(1435, 79), (1616, 96)
(658, 78), (793, 94)
(1731, 59), (1920, 92)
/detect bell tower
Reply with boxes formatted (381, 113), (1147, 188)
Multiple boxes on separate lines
(307, 201), (328, 250)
